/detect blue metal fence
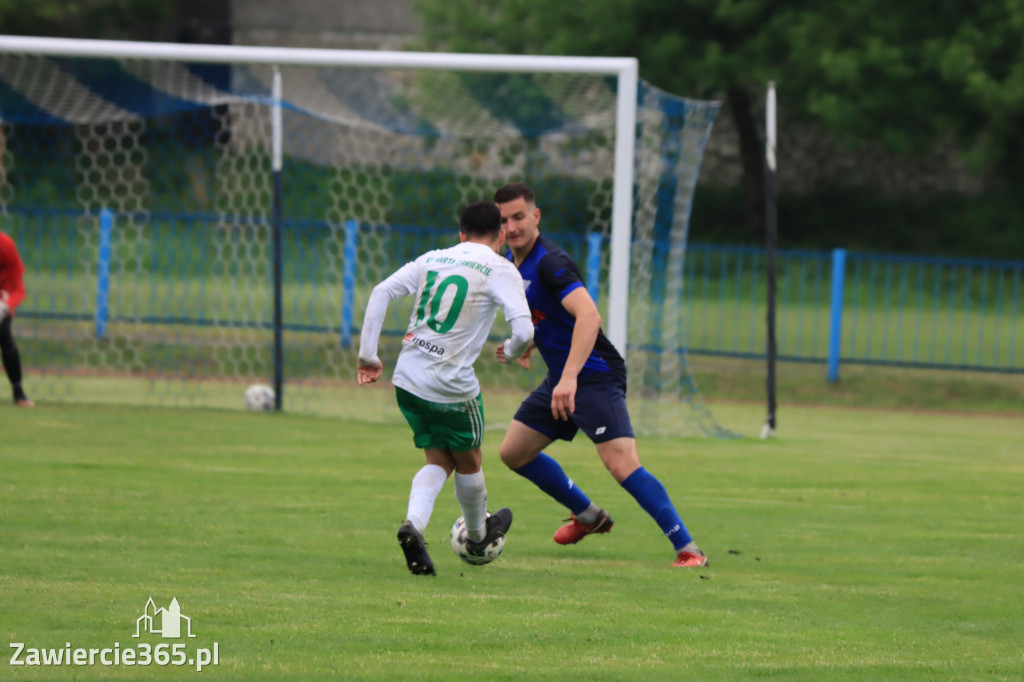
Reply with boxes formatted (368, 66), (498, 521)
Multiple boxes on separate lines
(684, 243), (1023, 377)
(7, 207), (1022, 378)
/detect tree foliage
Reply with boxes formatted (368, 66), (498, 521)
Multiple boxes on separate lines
(413, 0), (1024, 235)
(0, 0), (175, 40)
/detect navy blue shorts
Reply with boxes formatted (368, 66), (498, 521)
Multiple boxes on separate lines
(513, 372), (634, 444)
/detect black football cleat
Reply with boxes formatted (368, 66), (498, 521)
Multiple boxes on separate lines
(465, 507), (513, 557)
(397, 521), (436, 576)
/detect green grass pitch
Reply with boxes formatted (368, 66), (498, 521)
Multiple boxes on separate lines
(1, 400), (1022, 680)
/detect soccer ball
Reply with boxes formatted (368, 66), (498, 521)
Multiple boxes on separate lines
(450, 514), (505, 566)
(244, 383), (275, 411)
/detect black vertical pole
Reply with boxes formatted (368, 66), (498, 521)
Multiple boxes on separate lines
(763, 82), (778, 438)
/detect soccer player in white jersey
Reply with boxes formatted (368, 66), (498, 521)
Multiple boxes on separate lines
(357, 201), (534, 576)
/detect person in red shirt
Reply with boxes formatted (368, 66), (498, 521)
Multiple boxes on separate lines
(0, 231), (33, 406)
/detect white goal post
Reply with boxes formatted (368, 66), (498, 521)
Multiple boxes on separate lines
(0, 33), (730, 436)
(0, 34), (638, 354)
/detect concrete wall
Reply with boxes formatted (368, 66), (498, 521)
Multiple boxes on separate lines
(231, 0), (418, 50)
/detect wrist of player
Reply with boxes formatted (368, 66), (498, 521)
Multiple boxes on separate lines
(558, 366), (581, 383)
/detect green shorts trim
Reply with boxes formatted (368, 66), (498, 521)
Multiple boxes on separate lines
(395, 387), (485, 451)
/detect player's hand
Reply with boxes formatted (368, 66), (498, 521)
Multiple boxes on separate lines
(516, 343), (534, 370)
(551, 375), (577, 421)
(357, 360), (383, 385)
(495, 341), (507, 363)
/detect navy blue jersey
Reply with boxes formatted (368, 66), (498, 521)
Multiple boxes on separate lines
(508, 235), (625, 382)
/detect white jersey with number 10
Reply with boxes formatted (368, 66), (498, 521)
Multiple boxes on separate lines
(376, 241), (530, 402)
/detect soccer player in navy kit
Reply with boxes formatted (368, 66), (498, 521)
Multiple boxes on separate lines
(493, 183), (707, 567)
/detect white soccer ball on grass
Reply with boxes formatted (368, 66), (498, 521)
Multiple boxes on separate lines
(244, 383), (275, 411)
(450, 514), (505, 566)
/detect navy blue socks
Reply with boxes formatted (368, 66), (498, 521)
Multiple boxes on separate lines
(621, 467), (692, 550)
(513, 452), (591, 515)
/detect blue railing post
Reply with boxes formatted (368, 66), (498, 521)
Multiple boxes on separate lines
(586, 232), (602, 304)
(95, 208), (113, 340)
(827, 248), (847, 382)
(340, 219), (358, 347)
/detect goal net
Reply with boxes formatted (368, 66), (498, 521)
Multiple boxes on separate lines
(0, 37), (730, 436)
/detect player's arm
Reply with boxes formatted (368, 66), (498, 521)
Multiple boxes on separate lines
(497, 338), (535, 367)
(496, 316), (534, 363)
(357, 262), (419, 385)
(493, 265), (534, 364)
(550, 287), (601, 420)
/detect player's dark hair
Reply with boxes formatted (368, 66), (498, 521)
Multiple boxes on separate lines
(459, 201), (502, 238)
(493, 182), (535, 205)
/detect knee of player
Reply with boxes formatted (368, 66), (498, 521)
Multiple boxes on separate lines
(606, 460), (641, 483)
(498, 444), (519, 468)
(597, 438), (641, 481)
(498, 442), (533, 469)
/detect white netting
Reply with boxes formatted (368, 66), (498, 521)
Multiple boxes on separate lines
(0, 49), (728, 435)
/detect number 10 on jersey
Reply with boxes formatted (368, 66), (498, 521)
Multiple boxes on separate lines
(414, 270), (469, 334)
